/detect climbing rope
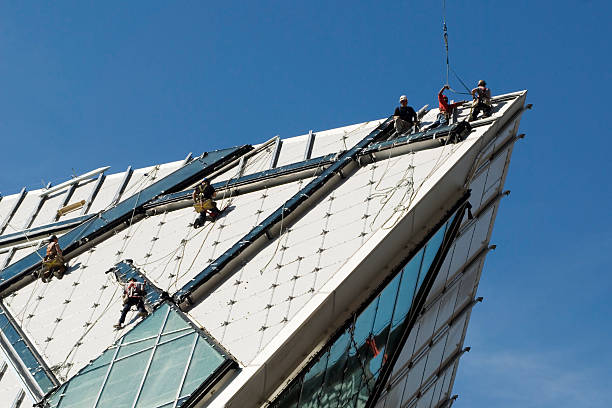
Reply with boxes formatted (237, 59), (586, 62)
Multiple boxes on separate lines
(442, 0), (472, 96)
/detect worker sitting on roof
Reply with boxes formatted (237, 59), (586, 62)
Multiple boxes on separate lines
(394, 95), (419, 135)
(425, 85), (467, 130)
(114, 277), (148, 329)
(468, 80), (493, 121)
(40, 235), (67, 282)
(192, 178), (220, 228)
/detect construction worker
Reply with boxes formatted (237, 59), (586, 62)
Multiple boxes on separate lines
(114, 277), (147, 329)
(40, 235), (66, 282)
(426, 85), (468, 131)
(468, 80), (493, 121)
(192, 178), (220, 228)
(393, 95), (419, 135)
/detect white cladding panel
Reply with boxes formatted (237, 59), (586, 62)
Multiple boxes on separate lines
(373, 104), (520, 407)
(0, 91), (525, 408)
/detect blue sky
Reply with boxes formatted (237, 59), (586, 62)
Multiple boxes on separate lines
(0, 1), (610, 407)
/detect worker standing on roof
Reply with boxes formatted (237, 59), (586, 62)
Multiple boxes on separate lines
(426, 85), (467, 131)
(40, 235), (66, 282)
(192, 178), (220, 228)
(114, 278), (148, 329)
(393, 95), (419, 135)
(468, 80), (493, 121)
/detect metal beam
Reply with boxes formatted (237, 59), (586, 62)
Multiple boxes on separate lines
(269, 136), (282, 169)
(174, 117), (396, 308)
(38, 167), (110, 197)
(0, 188), (27, 235)
(303, 130), (315, 161)
(0, 145), (252, 297)
(81, 173), (105, 215)
(0, 301), (58, 401)
(110, 166), (133, 207)
(51, 184), (77, 223)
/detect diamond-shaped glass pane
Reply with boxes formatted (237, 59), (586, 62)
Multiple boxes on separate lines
(45, 302), (233, 408)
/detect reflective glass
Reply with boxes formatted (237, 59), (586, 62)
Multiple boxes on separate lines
(96, 346), (153, 407)
(272, 208), (461, 408)
(179, 336), (226, 399)
(135, 334), (195, 407)
(271, 377), (302, 408)
(161, 309), (189, 334)
(318, 331), (351, 408)
(116, 338), (157, 360)
(298, 349), (329, 407)
(417, 223), (448, 288)
(0, 303), (56, 393)
(123, 304), (169, 343)
(0, 146), (244, 288)
(46, 303), (232, 408)
(47, 384), (66, 408)
(53, 365), (107, 408)
(80, 347), (115, 374)
(386, 250), (424, 353)
(159, 328), (192, 344)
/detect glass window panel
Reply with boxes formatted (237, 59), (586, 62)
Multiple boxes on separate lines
(353, 300), (378, 347)
(298, 349), (330, 408)
(47, 384), (67, 408)
(55, 365), (107, 408)
(161, 310), (189, 334)
(272, 377), (302, 408)
(80, 348), (115, 374)
(271, 209), (462, 408)
(387, 249), (424, 348)
(154, 403), (175, 408)
(123, 304), (169, 343)
(318, 331), (351, 408)
(0, 146), (242, 289)
(417, 223), (448, 287)
(116, 338), (157, 360)
(179, 337), (225, 399)
(336, 341), (362, 408)
(135, 334), (195, 408)
(371, 274), (401, 336)
(160, 329), (192, 344)
(96, 347), (153, 407)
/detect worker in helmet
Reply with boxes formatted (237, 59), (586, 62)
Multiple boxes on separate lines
(426, 85), (467, 130)
(114, 277), (148, 329)
(40, 235), (66, 282)
(468, 80), (492, 121)
(192, 178), (220, 228)
(393, 95), (419, 135)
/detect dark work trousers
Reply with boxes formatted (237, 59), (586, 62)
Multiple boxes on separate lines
(469, 102), (492, 121)
(119, 297), (147, 325)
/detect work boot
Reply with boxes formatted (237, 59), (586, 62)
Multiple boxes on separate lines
(113, 323), (123, 330)
(138, 311), (148, 318)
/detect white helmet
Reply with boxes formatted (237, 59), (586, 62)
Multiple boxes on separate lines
(399, 95), (407, 103)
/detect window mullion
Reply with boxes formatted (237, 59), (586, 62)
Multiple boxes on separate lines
(92, 337), (125, 408)
(171, 334), (199, 408)
(130, 306), (172, 408)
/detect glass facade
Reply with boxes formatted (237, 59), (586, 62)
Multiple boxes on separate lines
(0, 301), (57, 395)
(0, 146), (249, 292)
(46, 303), (236, 408)
(270, 210), (459, 408)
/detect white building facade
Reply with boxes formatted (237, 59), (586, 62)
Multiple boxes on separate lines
(0, 91), (528, 408)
